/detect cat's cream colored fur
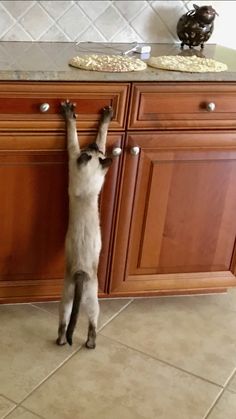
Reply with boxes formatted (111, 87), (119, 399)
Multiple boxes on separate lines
(57, 101), (112, 349)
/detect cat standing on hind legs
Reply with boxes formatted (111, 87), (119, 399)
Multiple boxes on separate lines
(57, 100), (113, 349)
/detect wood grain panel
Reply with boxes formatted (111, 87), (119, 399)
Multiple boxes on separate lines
(110, 271), (236, 297)
(0, 133), (123, 303)
(128, 83), (236, 130)
(110, 132), (236, 294)
(134, 156), (236, 273)
(0, 82), (129, 131)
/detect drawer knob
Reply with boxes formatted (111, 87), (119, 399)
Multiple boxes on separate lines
(39, 103), (50, 113)
(206, 102), (216, 112)
(130, 146), (140, 156)
(112, 147), (122, 157)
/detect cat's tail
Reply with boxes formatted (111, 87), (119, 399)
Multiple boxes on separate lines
(66, 270), (88, 345)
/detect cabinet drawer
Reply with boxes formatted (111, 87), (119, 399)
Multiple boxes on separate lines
(129, 83), (236, 130)
(0, 82), (129, 131)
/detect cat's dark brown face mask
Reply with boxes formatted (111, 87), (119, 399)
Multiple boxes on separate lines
(77, 142), (112, 169)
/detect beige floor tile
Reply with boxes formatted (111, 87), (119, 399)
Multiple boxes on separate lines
(207, 390), (236, 419)
(0, 305), (81, 403)
(6, 406), (44, 419)
(190, 288), (236, 313)
(32, 299), (132, 347)
(228, 371), (236, 393)
(33, 298), (132, 330)
(0, 395), (15, 418)
(23, 335), (220, 419)
(101, 297), (236, 385)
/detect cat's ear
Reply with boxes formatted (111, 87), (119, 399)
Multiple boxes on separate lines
(77, 153), (92, 165)
(99, 157), (113, 169)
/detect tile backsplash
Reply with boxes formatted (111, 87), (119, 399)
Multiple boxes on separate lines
(0, 1), (235, 49)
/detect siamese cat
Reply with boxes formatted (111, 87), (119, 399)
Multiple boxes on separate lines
(57, 100), (113, 349)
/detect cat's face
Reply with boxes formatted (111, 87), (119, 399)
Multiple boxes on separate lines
(72, 143), (112, 197)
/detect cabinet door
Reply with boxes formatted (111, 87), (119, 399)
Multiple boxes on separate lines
(110, 132), (236, 296)
(0, 133), (123, 303)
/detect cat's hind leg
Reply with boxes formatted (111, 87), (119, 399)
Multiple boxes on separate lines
(56, 274), (75, 346)
(82, 278), (99, 349)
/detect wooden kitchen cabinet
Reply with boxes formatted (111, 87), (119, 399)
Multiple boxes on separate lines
(1, 80), (236, 302)
(0, 131), (123, 302)
(110, 131), (236, 295)
(109, 81), (236, 296)
(0, 81), (127, 302)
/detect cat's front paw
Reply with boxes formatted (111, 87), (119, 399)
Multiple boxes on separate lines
(61, 100), (77, 119)
(101, 105), (113, 123)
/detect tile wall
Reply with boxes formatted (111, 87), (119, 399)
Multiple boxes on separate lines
(0, 1), (235, 49)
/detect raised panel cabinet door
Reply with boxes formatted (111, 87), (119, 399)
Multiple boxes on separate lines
(110, 132), (236, 296)
(0, 133), (123, 303)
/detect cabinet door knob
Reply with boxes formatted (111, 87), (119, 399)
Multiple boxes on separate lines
(206, 102), (216, 112)
(130, 146), (140, 156)
(39, 103), (50, 113)
(112, 147), (122, 157)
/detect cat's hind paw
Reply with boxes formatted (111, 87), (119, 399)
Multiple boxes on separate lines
(56, 336), (67, 346)
(85, 340), (96, 349)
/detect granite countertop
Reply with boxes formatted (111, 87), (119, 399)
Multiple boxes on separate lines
(0, 41), (236, 82)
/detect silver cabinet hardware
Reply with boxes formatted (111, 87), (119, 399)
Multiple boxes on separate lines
(39, 103), (50, 113)
(206, 102), (216, 112)
(130, 146), (140, 156)
(112, 147), (122, 157)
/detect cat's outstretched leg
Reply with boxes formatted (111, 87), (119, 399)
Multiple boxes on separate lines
(95, 106), (113, 154)
(56, 274), (75, 345)
(61, 100), (80, 157)
(82, 278), (99, 349)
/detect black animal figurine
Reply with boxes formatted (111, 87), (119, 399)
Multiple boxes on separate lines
(177, 4), (218, 49)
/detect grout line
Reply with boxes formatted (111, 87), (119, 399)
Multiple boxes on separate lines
(226, 387), (236, 395)
(2, 407), (17, 419)
(202, 387), (225, 419)
(1, 395), (17, 419)
(3, 2), (36, 42)
(110, 2), (145, 43)
(9, 300), (134, 410)
(148, 1), (177, 42)
(99, 333), (223, 389)
(75, 1), (108, 43)
(0, 394), (17, 405)
(12, 344), (84, 409)
(222, 366), (236, 389)
(3, 404), (45, 419)
(30, 303), (58, 317)
(203, 363), (236, 417)
(23, 407), (45, 419)
(97, 298), (134, 332)
(31, 298), (133, 322)
(203, 365), (236, 419)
